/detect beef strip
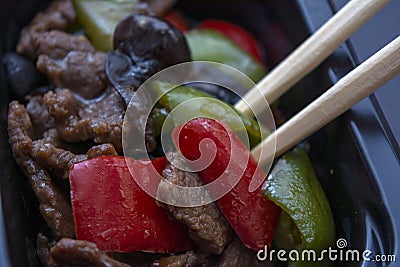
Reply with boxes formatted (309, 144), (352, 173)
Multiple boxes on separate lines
(8, 101), (75, 238)
(31, 138), (117, 181)
(110, 252), (164, 267)
(37, 51), (107, 99)
(86, 143), (118, 159)
(216, 239), (276, 267)
(25, 95), (74, 149)
(48, 238), (130, 267)
(120, 88), (157, 155)
(43, 88), (125, 152)
(27, 157), (75, 238)
(216, 239), (250, 267)
(37, 233), (57, 266)
(30, 141), (87, 180)
(26, 95), (55, 139)
(150, 251), (198, 267)
(41, 128), (65, 148)
(8, 100), (123, 239)
(157, 152), (232, 255)
(26, 96), (86, 151)
(8, 101), (34, 157)
(17, 0), (76, 59)
(35, 30), (95, 60)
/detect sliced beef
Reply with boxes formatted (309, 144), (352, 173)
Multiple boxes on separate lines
(8, 101), (75, 238)
(121, 89), (157, 155)
(8, 101), (122, 240)
(26, 95), (55, 139)
(150, 251), (198, 267)
(41, 128), (65, 149)
(86, 143), (118, 159)
(42, 88), (79, 120)
(157, 152), (232, 254)
(27, 157), (74, 238)
(48, 238), (130, 267)
(111, 252), (163, 267)
(13, 100), (119, 178)
(43, 88), (125, 152)
(17, 0), (76, 59)
(31, 141), (87, 180)
(35, 30), (95, 60)
(8, 101), (34, 157)
(25, 95), (73, 149)
(216, 239), (249, 267)
(37, 233), (57, 266)
(37, 51), (107, 99)
(217, 239), (275, 267)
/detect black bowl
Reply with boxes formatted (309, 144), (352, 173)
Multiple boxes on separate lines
(1, 0), (399, 266)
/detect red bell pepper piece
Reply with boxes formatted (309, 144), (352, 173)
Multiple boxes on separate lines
(69, 156), (194, 253)
(199, 19), (264, 63)
(164, 10), (188, 32)
(174, 118), (281, 250)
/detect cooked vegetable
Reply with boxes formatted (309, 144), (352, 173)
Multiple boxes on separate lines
(188, 82), (241, 105)
(3, 52), (46, 96)
(174, 117), (281, 251)
(152, 107), (170, 137)
(113, 14), (190, 68)
(150, 81), (269, 148)
(105, 14), (191, 105)
(186, 29), (266, 82)
(163, 9), (188, 32)
(200, 19), (264, 63)
(144, 0), (178, 17)
(263, 147), (335, 266)
(69, 156), (195, 253)
(72, 0), (139, 51)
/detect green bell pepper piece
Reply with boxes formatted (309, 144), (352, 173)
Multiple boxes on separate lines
(263, 147), (335, 266)
(273, 211), (302, 251)
(72, 0), (139, 51)
(185, 29), (267, 82)
(150, 81), (269, 148)
(152, 107), (169, 137)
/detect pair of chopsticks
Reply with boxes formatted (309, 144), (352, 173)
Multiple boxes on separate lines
(231, 0), (399, 184)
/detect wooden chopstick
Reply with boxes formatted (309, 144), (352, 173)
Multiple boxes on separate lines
(234, 0), (392, 117)
(250, 36), (400, 179)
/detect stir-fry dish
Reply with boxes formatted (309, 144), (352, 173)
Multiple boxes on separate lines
(5, 0), (335, 266)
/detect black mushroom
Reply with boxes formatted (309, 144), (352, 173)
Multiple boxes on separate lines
(3, 52), (47, 97)
(105, 13), (191, 105)
(105, 13), (191, 154)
